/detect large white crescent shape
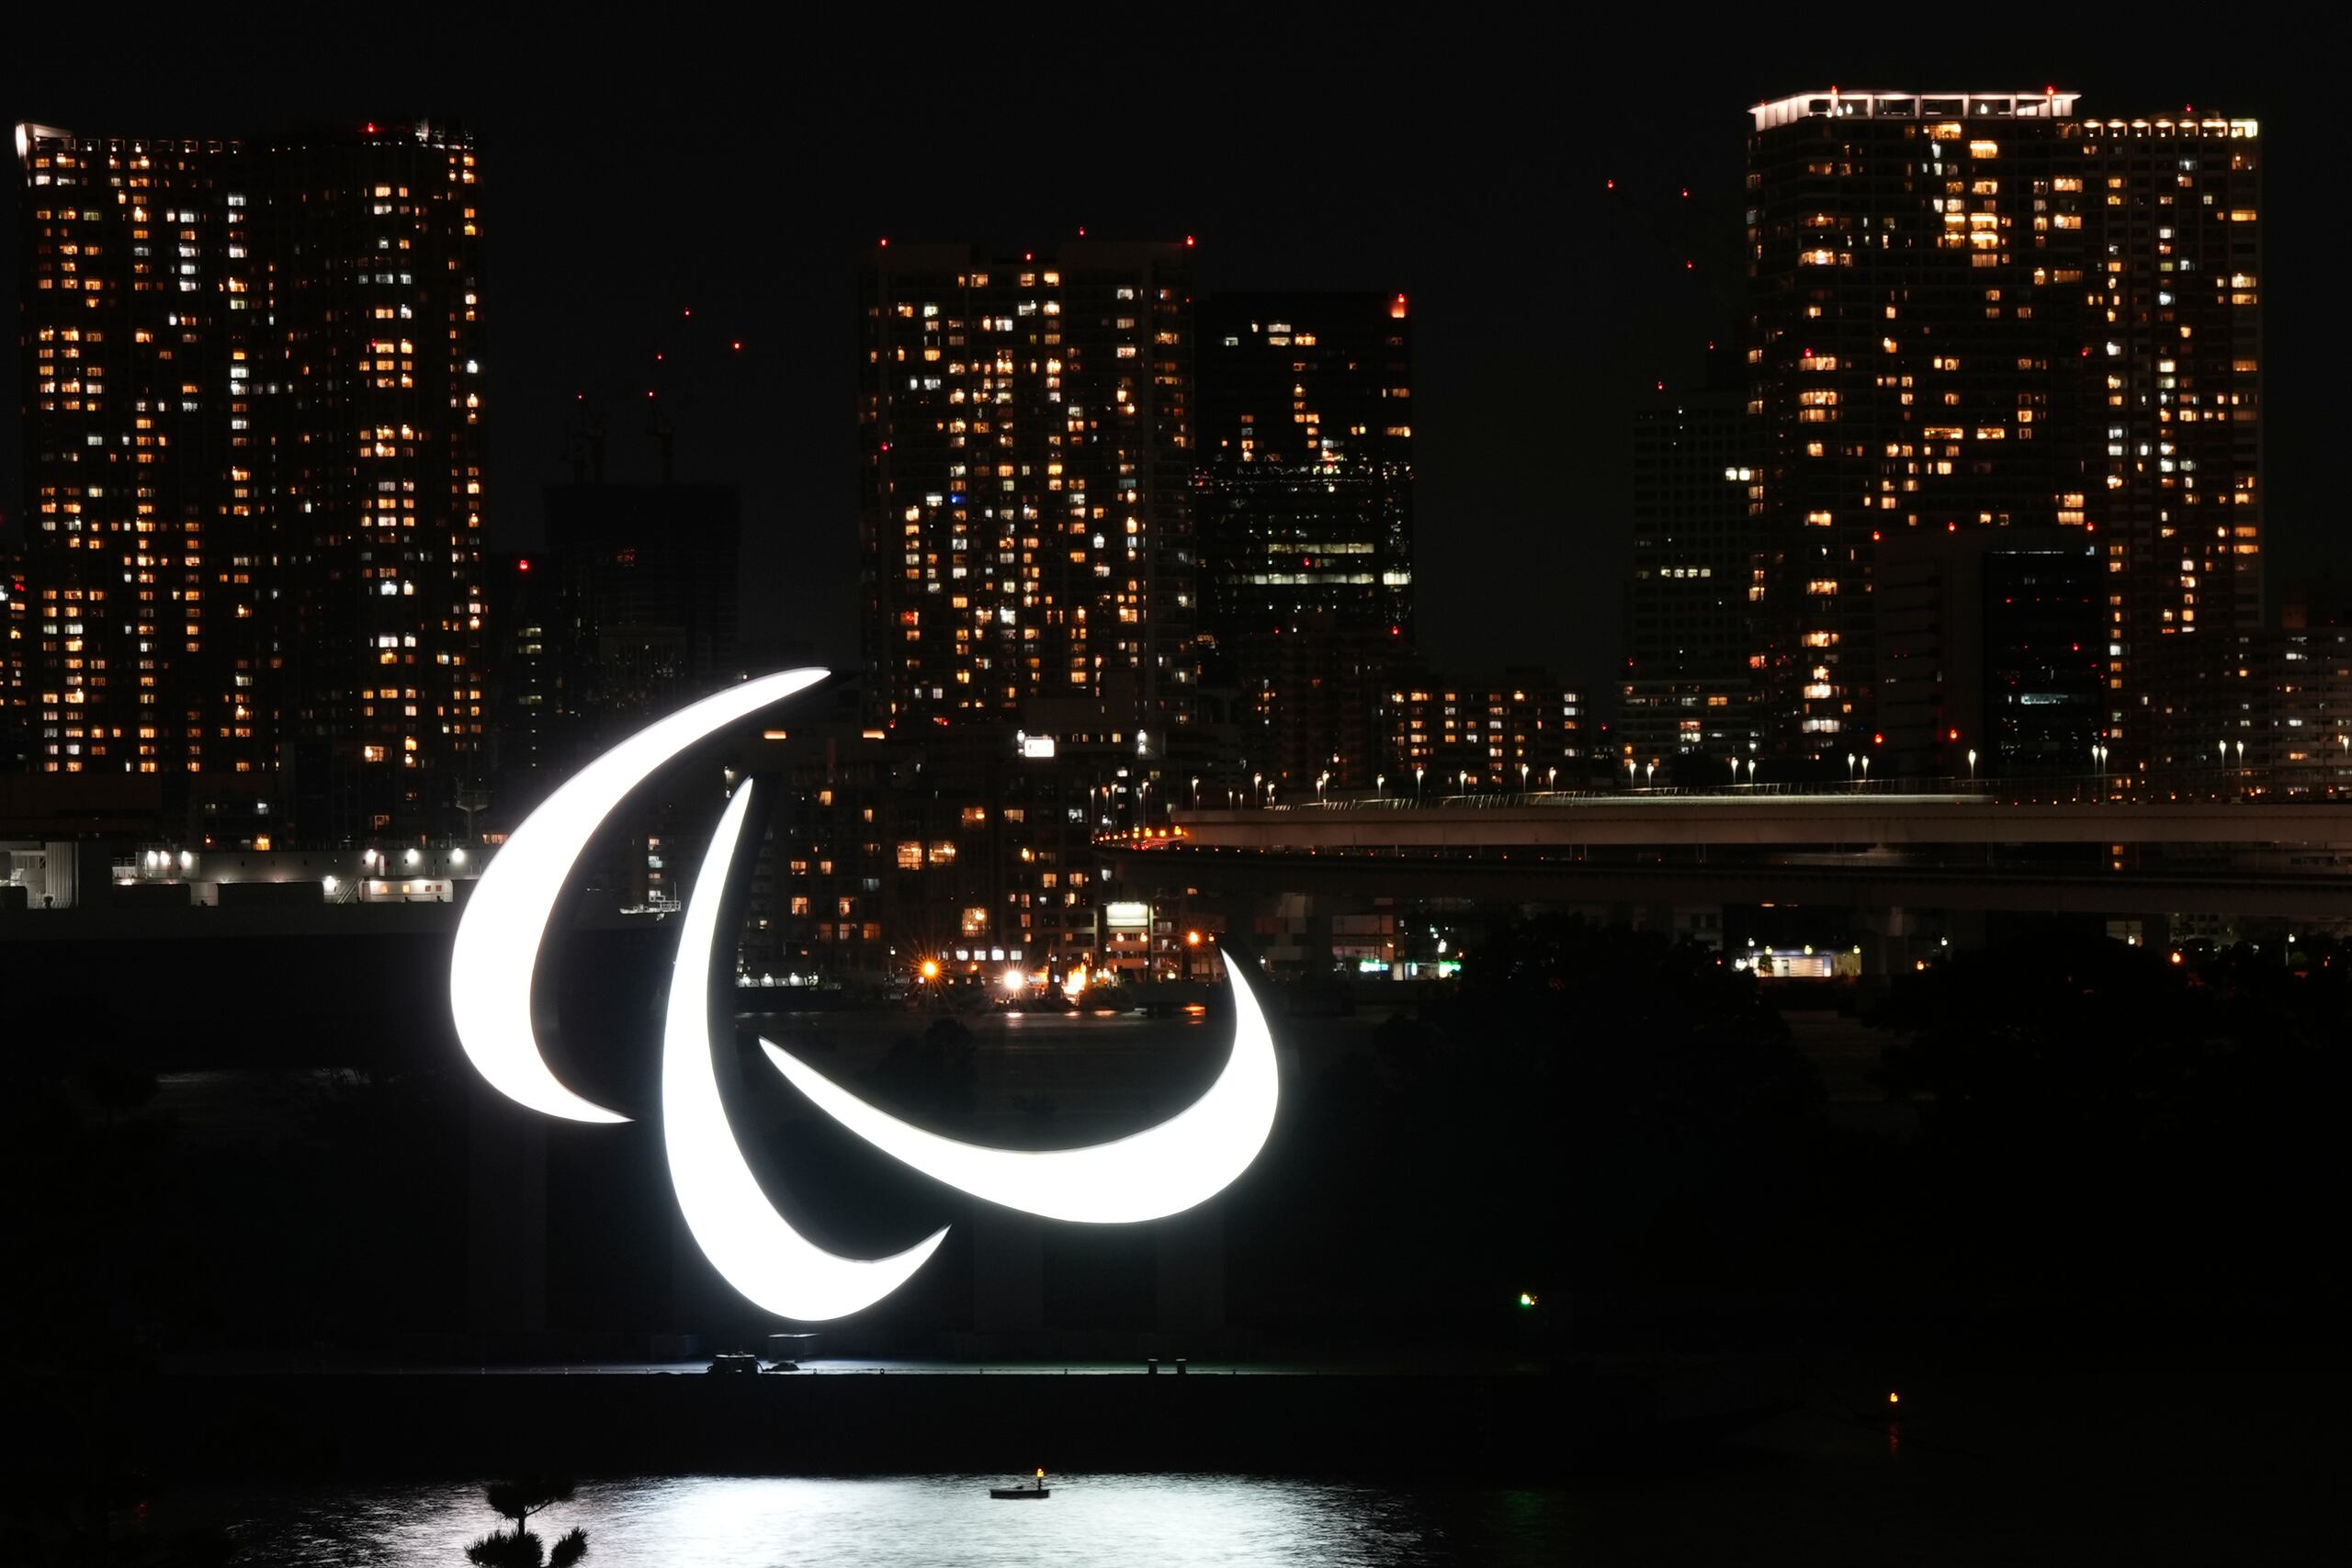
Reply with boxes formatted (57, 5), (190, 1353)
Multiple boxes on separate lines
(449, 668), (831, 1124)
(760, 954), (1280, 1224)
(664, 781), (948, 1321)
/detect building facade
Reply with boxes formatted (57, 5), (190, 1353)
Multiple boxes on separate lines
(1196, 292), (1415, 789)
(1620, 385), (1756, 766)
(1742, 91), (2262, 784)
(856, 241), (1198, 743)
(1874, 528), (2100, 777)
(543, 479), (741, 729)
(15, 119), (490, 842)
(1746, 90), (2093, 761)
(1195, 292), (1415, 642)
(741, 714), (1134, 988)
(0, 547), (25, 765)
(1385, 669), (1582, 793)
(260, 123), (491, 843)
(2073, 112), (2264, 776)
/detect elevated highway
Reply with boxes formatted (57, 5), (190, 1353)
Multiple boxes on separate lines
(1105, 795), (2352, 920)
(1166, 795), (2352, 852)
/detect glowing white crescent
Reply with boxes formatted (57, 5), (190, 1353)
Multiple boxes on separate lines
(663, 781), (947, 1320)
(759, 959), (1279, 1224)
(449, 668), (829, 1124)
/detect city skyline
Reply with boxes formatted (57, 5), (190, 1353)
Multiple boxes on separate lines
(4, 39), (2343, 700)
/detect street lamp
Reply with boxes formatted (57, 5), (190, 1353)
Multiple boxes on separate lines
(1376, 773), (1386, 801)
(1546, 765), (1557, 791)
(1253, 771), (1263, 807)
(1191, 775), (1200, 809)
(1846, 751), (1857, 783)
(1519, 761), (1530, 794)
(1317, 770), (1329, 804)
(1625, 757), (1638, 788)
(1966, 748), (1977, 782)
(1730, 755), (1741, 786)
(1415, 765), (1425, 802)
(1645, 761), (1657, 788)
(1860, 755), (1870, 784)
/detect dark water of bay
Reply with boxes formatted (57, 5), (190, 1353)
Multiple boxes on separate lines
(159, 1358), (2337, 1565)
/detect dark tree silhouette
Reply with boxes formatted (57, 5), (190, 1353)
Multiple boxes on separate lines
(465, 1475), (589, 1567)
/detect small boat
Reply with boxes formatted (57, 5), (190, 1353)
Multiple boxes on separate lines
(989, 1472), (1051, 1500)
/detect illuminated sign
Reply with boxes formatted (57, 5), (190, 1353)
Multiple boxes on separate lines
(1103, 900), (1152, 930)
(450, 671), (1278, 1320)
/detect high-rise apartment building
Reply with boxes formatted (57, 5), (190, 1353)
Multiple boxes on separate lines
(856, 241), (1197, 740)
(1746, 90), (2092, 761)
(15, 119), (489, 840)
(1620, 385), (1756, 764)
(2072, 112), (2264, 773)
(1743, 90), (2261, 782)
(17, 127), (267, 781)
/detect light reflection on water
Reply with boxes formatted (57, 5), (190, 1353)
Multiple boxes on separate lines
(221, 1474), (1564, 1567)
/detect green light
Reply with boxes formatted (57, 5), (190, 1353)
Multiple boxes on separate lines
(1518, 1292), (1537, 1309)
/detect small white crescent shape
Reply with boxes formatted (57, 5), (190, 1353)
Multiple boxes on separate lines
(761, 953), (1280, 1224)
(664, 781), (946, 1321)
(449, 668), (831, 1124)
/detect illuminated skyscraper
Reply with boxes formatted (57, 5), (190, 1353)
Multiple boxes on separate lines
(1743, 90), (2261, 779)
(1745, 90), (2092, 761)
(15, 120), (489, 840)
(1196, 293), (1414, 643)
(16, 126), (268, 781)
(2071, 112), (2264, 774)
(1197, 293), (1414, 787)
(856, 241), (1197, 740)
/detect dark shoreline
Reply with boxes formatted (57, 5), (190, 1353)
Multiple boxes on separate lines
(6, 1363), (1778, 1484)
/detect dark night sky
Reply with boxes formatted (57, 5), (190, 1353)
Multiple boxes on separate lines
(4, 24), (2342, 702)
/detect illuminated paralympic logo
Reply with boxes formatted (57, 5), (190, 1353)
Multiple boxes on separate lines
(449, 671), (1280, 1321)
